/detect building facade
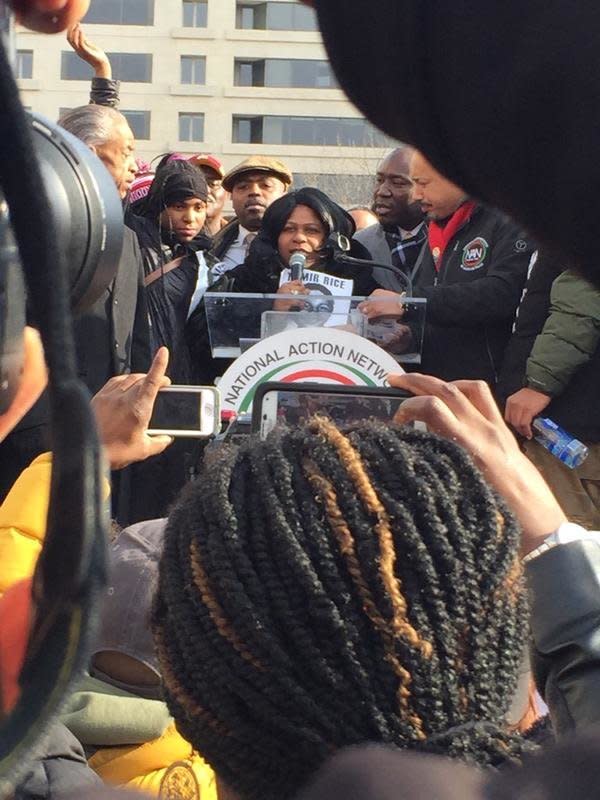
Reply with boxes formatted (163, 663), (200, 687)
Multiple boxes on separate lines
(15, 0), (394, 205)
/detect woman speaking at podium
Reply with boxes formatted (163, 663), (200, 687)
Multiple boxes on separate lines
(211, 187), (378, 297)
(186, 188), (379, 384)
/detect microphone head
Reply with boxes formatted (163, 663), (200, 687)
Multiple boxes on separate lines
(289, 251), (306, 281)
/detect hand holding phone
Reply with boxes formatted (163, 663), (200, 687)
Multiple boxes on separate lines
(92, 347), (173, 469)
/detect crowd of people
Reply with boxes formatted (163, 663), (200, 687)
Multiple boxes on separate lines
(2, 5), (600, 800)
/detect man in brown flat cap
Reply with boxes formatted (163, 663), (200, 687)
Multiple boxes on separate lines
(210, 156), (292, 273)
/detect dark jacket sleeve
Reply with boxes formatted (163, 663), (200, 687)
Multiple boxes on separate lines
(526, 271), (600, 397)
(421, 220), (533, 327)
(89, 77), (120, 108)
(528, 540), (600, 736)
(14, 723), (101, 800)
(130, 239), (152, 372)
(209, 220), (239, 262)
(496, 249), (565, 403)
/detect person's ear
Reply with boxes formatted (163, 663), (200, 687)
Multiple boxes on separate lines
(0, 327), (47, 443)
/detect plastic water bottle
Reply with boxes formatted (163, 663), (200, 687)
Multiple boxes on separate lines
(532, 417), (589, 469)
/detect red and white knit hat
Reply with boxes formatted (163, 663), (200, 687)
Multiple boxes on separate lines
(129, 172), (154, 204)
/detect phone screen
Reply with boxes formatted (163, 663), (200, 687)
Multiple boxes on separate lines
(260, 389), (408, 438)
(148, 387), (219, 437)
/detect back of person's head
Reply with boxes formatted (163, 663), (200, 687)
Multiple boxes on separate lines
(485, 732), (600, 800)
(91, 519), (166, 699)
(297, 744), (484, 800)
(58, 104), (125, 148)
(153, 418), (531, 800)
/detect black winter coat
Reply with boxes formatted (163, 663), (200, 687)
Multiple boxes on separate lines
(0, 224), (151, 502)
(128, 214), (215, 384)
(411, 205), (533, 387)
(218, 247), (378, 297)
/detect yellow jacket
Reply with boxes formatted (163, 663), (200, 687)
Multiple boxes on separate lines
(89, 723), (217, 799)
(0, 456), (217, 798)
(0, 452), (52, 596)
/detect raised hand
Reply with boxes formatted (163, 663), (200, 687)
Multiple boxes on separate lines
(67, 23), (112, 79)
(91, 347), (173, 470)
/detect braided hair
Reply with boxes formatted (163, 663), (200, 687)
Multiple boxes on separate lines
(153, 419), (532, 800)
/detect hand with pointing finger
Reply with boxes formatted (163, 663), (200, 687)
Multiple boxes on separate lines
(91, 347), (173, 470)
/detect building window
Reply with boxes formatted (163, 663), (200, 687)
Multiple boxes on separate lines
(179, 112), (205, 142)
(122, 110), (151, 140)
(234, 59), (263, 87)
(234, 58), (336, 88)
(235, 2), (317, 31)
(111, 53), (153, 82)
(232, 115), (392, 147)
(16, 50), (33, 79)
(180, 55), (206, 85)
(61, 52), (152, 82)
(83, 0), (154, 25)
(182, 0), (208, 27)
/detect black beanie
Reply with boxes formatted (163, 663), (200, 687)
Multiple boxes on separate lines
(143, 160), (208, 218)
(312, 1), (600, 275)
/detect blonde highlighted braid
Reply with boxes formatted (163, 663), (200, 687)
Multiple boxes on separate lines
(153, 419), (532, 800)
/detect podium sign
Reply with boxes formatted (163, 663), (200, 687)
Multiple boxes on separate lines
(217, 327), (403, 413)
(203, 292), (426, 363)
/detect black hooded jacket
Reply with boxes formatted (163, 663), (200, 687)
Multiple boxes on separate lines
(126, 162), (213, 383)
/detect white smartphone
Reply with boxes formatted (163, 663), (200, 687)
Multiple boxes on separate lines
(148, 385), (221, 438)
(253, 383), (411, 440)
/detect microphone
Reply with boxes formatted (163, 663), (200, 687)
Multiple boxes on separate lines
(289, 251), (306, 282)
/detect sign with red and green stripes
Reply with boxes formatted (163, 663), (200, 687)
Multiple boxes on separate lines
(218, 329), (401, 413)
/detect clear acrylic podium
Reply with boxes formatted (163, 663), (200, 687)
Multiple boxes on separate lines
(203, 293), (427, 363)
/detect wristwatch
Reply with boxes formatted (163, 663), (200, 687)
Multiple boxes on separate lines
(523, 522), (600, 563)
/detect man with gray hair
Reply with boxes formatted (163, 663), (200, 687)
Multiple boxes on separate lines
(57, 104), (149, 396)
(59, 105), (137, 200)
(59, 105), (150, 523)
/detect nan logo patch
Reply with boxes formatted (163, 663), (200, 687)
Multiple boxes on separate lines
(461, 237), (489, 271)
(160, 762), (200, 800)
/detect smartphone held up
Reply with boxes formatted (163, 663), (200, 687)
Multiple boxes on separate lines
(252, 382), (412, 440)
(148, 385), (221, 438)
